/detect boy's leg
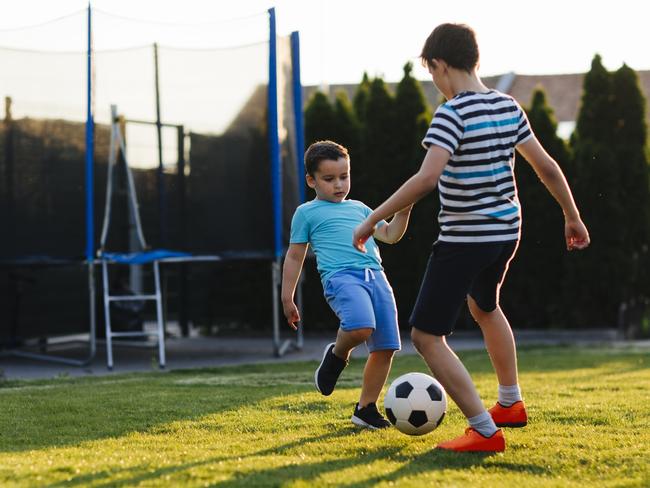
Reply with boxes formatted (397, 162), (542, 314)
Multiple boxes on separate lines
(467, 297), (518, 386)
(468, 241), (527, 427)
(411, 328), (486, 419)
(412, 327), (505, 452)
(359, 270), (401, 407)
(351, 271), (401, 429)
(333, 327), (373, 360)
(359, 349), (394, 407)
(315, 328), (371, 396)
(351, 349), (395, 429)
(317, 270), (376, 396)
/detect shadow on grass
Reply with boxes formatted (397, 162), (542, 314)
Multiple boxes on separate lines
(342, 451), (550, 488)
(39, 426), (548, 488)
(0, 361), (376, 454)
(0, 347), (646, 456)
(40, 428), (360, 487)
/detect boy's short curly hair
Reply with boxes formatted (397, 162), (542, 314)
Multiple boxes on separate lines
(420, 23), (479, 73)
(304, 140), (349, 176)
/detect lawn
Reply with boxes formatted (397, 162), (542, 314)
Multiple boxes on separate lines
(1, 346), (648, 487)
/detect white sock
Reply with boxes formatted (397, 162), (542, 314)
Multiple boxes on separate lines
(468, 411), (498, 437)
(498, 384), (522, 407)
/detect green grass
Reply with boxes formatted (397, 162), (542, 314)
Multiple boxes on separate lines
(1, 346), (649, 487)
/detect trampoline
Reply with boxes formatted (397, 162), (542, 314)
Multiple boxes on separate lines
(0, 6), (306, 367)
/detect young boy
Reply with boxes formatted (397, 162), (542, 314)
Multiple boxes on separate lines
(353, 23), (590, 451)
(281, 140), (413, 429)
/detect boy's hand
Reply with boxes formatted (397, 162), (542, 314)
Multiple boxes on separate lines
(282, 300), (300, 330)
(565, 219), (590, 251)
(353, 220), (376, 253)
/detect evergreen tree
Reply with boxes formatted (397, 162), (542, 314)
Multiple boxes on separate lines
(355, 77), (397, 207)
(394, 62), (432, 176)
(503, 88), (571, 327)
(353, 72), (371, 127)
(332, 91), (361, 163)
(566, 55), (625, 326)
(304, 91), (337, 146)
(384, 64), (438, 328)
(611, 64), (650, 308)
(572, 55), (616, 146)
(349, 73), (372, 190)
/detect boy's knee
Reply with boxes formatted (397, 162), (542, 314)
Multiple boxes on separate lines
(467, 295), (492, 323)
(370, 349), (396, 360)
(410, 327), (443, 353)
(347, 327), (373, 343)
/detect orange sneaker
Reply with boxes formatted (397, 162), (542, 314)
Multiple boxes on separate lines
(489, 401), (528, 427)
(436, 428), (505, 452)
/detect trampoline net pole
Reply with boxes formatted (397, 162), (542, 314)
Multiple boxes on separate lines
(272, 259), (282, 355)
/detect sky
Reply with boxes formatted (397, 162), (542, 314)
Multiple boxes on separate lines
(0, 0), (647, 87)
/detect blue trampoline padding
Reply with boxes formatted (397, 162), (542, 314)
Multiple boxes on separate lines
(0, 256), (82, 266)
(100, 250), (191, 264)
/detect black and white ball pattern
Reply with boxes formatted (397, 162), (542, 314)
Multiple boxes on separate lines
(384, 372), (447, 435)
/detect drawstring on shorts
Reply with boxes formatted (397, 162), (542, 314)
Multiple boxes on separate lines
(364, 269), (376, 282)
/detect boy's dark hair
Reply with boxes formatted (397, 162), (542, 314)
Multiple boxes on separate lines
(420, 23), (479, 72)
(304, 140), (349, 176)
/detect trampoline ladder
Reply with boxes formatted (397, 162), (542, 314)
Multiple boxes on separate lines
(101, 259), (166, 370)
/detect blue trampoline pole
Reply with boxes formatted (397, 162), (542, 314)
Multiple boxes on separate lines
(290, 31), (305, 350)
(268, 8), (282, 260)
(154, 42), (167, 247)
(85, 2), (95, 262)
(13, 2), (97, 366)
(290, 31), (305, 204)
(85, 1), (97, 363)
(268, 8), (285, 356)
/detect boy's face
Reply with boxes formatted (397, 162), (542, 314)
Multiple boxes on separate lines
(306, 157), (350, 203)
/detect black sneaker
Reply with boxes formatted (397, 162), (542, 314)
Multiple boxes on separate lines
(351, 402), (391, 430)
(314, 342), (348, 395)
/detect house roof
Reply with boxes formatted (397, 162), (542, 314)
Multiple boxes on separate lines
(505, 73), (584, 122)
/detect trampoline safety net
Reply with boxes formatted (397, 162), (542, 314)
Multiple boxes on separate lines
(0, 8), (302, 343)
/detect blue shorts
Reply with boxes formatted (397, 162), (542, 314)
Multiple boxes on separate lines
(324, 269), (401, 352)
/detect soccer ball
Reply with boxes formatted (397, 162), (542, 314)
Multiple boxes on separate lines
(384, 372), (447, 435)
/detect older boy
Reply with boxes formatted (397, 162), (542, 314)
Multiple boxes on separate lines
(282, 140), (412, 429)
(353, 23), (590, 451)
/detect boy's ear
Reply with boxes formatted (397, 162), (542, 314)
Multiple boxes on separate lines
(306, 173), (316, 188)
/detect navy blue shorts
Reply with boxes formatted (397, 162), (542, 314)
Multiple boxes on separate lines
(409, 240), (519, 336)
(324, 269), (401, 352)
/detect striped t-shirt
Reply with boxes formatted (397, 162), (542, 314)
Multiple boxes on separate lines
(422, 90), (533, 243)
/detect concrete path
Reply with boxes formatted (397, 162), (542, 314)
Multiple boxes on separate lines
(2, 327), (642, 381)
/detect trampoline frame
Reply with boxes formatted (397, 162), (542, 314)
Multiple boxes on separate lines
(1, 6), (306, 366)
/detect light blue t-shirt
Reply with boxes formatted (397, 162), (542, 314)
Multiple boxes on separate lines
(289, 199), (386, 285)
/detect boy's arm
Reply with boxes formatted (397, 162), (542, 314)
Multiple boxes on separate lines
(516, 136), (590, 251)
(353, 145), (449, 251)
(281, 242), (309, 329)
(373, 204), (414, 244)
